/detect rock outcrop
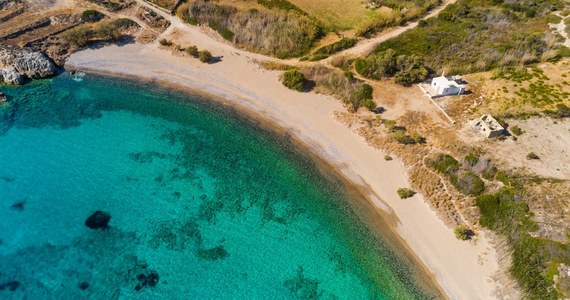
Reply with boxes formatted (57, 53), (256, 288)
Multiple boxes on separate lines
(0, 46), (57, 85)
(85, 211), (111, 230)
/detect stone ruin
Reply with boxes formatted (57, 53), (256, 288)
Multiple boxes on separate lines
(468, 114), (505, 138)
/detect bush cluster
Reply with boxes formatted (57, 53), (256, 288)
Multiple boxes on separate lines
(308, 38), (357, 61)
(299, 65), (376, 111)
(454, 225), (472, 240)
(355, 49), (428, 85)
(62, 18), (139, 47)
(429, 154), (486, 196)
(81, 9), (104, 22)
(374, 0), (563, 74)
(281, 69), (306, 91)
(397, 188), (415, 199)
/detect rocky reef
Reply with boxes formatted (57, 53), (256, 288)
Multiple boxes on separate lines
(0, 46), (57, 85)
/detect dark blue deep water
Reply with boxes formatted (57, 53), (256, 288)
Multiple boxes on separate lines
(0, 74), (439, 299)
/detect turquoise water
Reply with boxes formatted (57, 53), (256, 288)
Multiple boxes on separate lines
(0, 74), (438, 299)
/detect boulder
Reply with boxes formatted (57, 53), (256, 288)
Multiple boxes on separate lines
(85, 211), (111, 230)
(0, 46), (57, 85)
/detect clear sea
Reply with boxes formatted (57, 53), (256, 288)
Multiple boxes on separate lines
(0, 74), (440, 299)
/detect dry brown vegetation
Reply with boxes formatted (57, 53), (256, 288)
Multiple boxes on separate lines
(177, 0), (322, 58)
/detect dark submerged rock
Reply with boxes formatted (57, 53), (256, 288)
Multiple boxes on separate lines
(0, 281), (21, 291)
(85, 211), (111, 230)
(78, 281), (89, 290)
(147, 271), (159, 287)
(134, 270), (159, 291)
(10, 200), (25, 211)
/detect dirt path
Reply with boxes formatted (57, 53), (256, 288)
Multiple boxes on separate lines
(334, 0), (458, 58)
(135, 0), (457, 64)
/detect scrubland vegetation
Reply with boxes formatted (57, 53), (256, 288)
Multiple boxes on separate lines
(159, 39), (214, 63)
(177, 0), (323, 58)
(490, 67), (570, 118)
(298, 65), (376, 111)
(374, 0), (569, 74)
(427, 150), (570, 298)
(355, 48), (428, 85)
(308, 38), (356, 61)
(62, 18), (139, 47)
(358, 0), (441, 36)
(86, 0), (132, 11)
(81, 9), (104, 23)
(146, 0), (178, 10)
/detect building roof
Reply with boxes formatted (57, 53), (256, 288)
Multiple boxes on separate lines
(432, 76), (465, 89)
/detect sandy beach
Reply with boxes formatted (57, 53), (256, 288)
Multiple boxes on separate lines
(65, 26), (503, 298)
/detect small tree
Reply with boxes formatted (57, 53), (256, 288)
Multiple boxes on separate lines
(282, 69), (306, 91)
(526, 152), (540, 160)
(199, 50), (213, 63)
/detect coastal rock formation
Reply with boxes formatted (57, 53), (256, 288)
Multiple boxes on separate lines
(85, 211), (111, 230)
(0, 46), (57, 85)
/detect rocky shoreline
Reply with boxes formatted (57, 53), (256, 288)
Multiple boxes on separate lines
(0, 46), (57, 85)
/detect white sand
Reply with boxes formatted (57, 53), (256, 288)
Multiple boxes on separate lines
(65, 14), (503, 298)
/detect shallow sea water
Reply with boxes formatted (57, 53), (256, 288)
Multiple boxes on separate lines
(0, 74), (438, 299)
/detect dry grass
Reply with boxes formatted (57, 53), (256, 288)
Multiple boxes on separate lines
(286, 0), (382, 31)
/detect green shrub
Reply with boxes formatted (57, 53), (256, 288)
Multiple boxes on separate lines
(383, 119), (397, 131)
(429, 154), (459, 175)
(510, 125), (524, 136)
(108, 18), (139, 28)
(81, 9), (104, 22)
(256, 0), (306, 14)
(526, 152), (540, 160)
(282, 69), (306, 91)
(62, 26), (94, 46)
(384, 154), (393, 161)
(464, 151), (480, 167)
(313, 38), (356, 56)
(454, 225), (472, 240)
(159, 38), (172, 46)
(555, 103), (570, 118)
(198, 50), (213, 63)
(185, 45), (199, 57)
(348, 83), (375, 111)
(452, 171), (485, 196)
(397, 188), (415, 199)
(208, 20), (235, 41)
(308, 53), (329, 61)
(356, 49), (428, 85)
